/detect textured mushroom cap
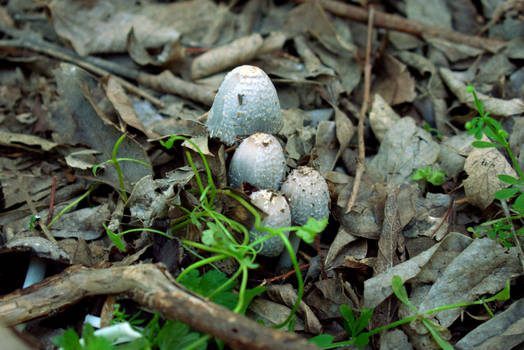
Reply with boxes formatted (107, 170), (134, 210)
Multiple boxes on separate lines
(207, 65), (282, 145)
(228, 133), (286, 190)
(249, 190), (291, 257)
(280, 166), (330, 225)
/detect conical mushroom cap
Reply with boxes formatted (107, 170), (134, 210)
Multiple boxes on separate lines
(207, 65), (282, 145)
(281, 166), (330, 225)
(228, 133), (286, 190)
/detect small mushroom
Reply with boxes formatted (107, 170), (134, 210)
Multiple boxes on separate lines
(277, 166), (330, 272)
(249, 190), (291, 257)
(6, 236), (70, 288)
(280, 166), (330, 225)
(206, 65), (283, 145)
(228, 133), (286, 190)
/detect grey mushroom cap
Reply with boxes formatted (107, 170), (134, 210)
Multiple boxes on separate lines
(206, 65), (283, 145)
(249, 190), (291, 257)
(280, 166), (330, 225)
(228, 133), (286, 190)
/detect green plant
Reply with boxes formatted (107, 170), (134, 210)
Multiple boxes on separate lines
(310, 275), (511, 350)
(467, 219), (517, 248)
(103, 226), (174, 252)
(54, 324), (113, 350)
(92, 134), (152, 202)
(465, 86), (524, 245)
(161, 134), (326, 328)
(424, 123), (443, 140)
(412, 166), (447, 186)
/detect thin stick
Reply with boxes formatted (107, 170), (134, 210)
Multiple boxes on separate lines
(0, 23), (165, 108)
(303, 0), (507, 52)
(16, 176), (57, 244)
(346, 6), (374, 214)
(46, 176), (57, 226)
(260, 264), (310, 286)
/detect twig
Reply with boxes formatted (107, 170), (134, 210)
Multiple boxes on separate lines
(46, 176), (57, 226)
(0, 264), (319, 350)
(0, 37), (165, 108)
(260, 264), (310, 286)
(16, 176), (57, 244)
(345, 6), (374, 214)
(0, 23), (166, 107)
(303, 0), (507, 53)
(430, 198), (453, 238)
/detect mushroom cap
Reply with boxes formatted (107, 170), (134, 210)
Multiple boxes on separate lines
(249, 190), (291, 257)
(280, 166), (330, 225)
(207, 65), (282, 145)
(228, 133), (286, 190)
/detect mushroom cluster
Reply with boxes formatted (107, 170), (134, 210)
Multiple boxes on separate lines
(207, 65), (330, 259)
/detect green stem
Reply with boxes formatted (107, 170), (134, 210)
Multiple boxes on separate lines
(47, 184), (97, 228)
(181, 334), (211, 350)
(207, 267), (243, 300)
(234, 265), (249, 314)
(112, 134), (128, 202)
(175, 254), (227, 282)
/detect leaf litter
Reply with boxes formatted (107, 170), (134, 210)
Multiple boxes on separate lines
(0, 0), (523, 349)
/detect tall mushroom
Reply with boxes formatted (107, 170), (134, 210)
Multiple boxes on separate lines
(206, 65), (283, 145)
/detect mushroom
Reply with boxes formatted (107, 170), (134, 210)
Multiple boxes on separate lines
(249, 190), (291, 257)
(277, 166), (330, 271)
(280, 166), (330, 225)
(228, 133), (286, 190)
(206, 65), (283, 145)
(6, 236), (70, 288)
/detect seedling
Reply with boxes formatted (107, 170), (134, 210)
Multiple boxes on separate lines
(465, 86), (524, 246)
(412, 166), (447, 186)
(310, 276), (511, 350)
(92, 134), (152, 202)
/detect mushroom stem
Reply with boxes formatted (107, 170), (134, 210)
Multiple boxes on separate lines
(23, 256), (46, 288)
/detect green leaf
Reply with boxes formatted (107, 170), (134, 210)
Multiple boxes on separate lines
(355, 308), (373, 335)
(391, 276), (417, 313)
(54, 328), (82, 350)
(498, 175), (523, 185)
(354, 333), (371, 348)
(239, 286), (267, 314)
(513, 193), (524, 214)
(308, 334), (335, 347)
(179, 270), (238, 310)
(411, 170), (425, 181)
(494, 188), (520, 200)
(427, 169), (446, 186)
(296, 217), (327, 244)
(201, 222), (220, 246)
(157, 320), (206, 350)
(472, 141), (501, 148)
(422, 319), (453, 350)
(340, 304), (356, 335)
(103, 224), (126, 252)
(492, 280), (511, 301)
(82, 324), (114, 350)
(518, 227), (524, 236)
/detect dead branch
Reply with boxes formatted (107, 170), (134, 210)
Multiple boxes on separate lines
(0, 23), (216, 107)
(346, 7), (373, 214)
(304, 0), (507, 53)
(0, 264), (319, 350)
